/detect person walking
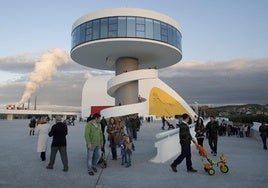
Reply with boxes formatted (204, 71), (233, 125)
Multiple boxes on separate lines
(84, 113), (103, 176)
(259, 122), (267, 150)
(161, 116), (166, 130)
(170, 113), (197, 173)
(35, 116), (51, 161)
(194, 117), (205, 147)
(29, 116), (36, 136)
(206, 116), (219, 156)
(46, 116), (68, 172)
(71, 116), (75, 126)
(246, 124), (251, 137)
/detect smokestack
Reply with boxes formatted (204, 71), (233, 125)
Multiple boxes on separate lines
(34, 96), (37, 110)
(18, 48), (69, 106)
(27, 98), (30, 110)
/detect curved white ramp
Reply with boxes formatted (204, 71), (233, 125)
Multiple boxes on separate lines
(101, 69), (158, 117)
(151, 119), (210, 163)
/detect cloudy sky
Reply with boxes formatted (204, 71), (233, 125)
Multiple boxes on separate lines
(0, 0), (268, 110)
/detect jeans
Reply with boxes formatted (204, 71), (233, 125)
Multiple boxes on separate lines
(126, 127), (133, 138)
(260, 134), (267, 149)
(110, 140), (117, 160)
(208, 136), (218, 154)
(171, 141), (192, 170)
(122, 153), (126, 165)
(87, 145), (101, 172)
(47, 146), (68, 169)
(122, 151), (132, 166)
(125, 151), (132, 165)
(133, 128), (137, 140)
(197, 138), (204, 147)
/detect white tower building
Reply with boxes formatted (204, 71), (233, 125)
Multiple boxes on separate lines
(71, 8), (196, 119)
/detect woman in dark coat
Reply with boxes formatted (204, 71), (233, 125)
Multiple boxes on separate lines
(29, 116), (36, 136)
(194, 117), (205, 146)
(106, 117), (119, 160)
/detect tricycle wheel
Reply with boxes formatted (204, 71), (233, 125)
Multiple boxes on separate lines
(208, 168), (215, 176)
(220, 165), (229, 173)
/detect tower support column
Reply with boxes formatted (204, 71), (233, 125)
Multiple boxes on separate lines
(115, 57), (139, 106)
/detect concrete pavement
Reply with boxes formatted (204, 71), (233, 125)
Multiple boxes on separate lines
(0, 119), (267, 188)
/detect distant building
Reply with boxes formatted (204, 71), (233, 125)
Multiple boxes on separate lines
(6, 104), (15, 110)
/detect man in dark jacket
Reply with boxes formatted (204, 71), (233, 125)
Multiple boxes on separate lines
(46, 116), (68, 171)
(100, 116), (107, 153)
(170, 113), (197, 173)
(206, 116), (219, 156)
(259, 122), (267, 150)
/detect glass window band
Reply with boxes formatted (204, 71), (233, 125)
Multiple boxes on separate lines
(71, 16), (182, 51)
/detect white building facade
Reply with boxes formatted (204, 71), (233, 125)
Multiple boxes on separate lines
(71, 8), (196, 119)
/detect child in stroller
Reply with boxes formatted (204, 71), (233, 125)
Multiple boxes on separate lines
(166, 121), (175, 130)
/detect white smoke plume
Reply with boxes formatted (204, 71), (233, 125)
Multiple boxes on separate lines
(18, 48), (69, 106)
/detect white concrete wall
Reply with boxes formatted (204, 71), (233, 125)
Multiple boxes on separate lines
(81, 75), (114, 118)
(151, 118), (210, 163)
(251, 122), (262, 142)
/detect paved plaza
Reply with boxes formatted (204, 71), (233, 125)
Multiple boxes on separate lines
(0, 119), (268, 188)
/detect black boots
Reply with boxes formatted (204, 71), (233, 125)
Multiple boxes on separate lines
(40, 152), (46, 161)
(29, 130), (35, 136)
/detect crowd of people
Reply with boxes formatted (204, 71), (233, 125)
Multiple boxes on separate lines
(28, 113), (141, 176)
(84, 113), (140, 175)
(28, 113), (267, 176)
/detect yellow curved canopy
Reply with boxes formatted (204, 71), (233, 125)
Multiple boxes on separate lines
(149, 87), (189, 118)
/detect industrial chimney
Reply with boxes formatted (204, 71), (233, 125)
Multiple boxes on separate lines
(27, 98), (30, 110)
(34, 96), (37, 110)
